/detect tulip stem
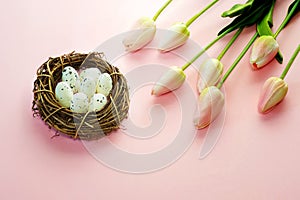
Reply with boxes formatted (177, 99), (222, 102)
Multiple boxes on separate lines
(181, 30), (230, 71)
(153, 0), (173, 21)
(185, 0), (219, 27)
(274, 0), (300, 38)
(217, 28), (243, 61)
(217, 32), (259, 89)
(280, 44), (300, 80)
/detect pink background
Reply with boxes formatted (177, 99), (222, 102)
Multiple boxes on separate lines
(1, 0), (300, 199)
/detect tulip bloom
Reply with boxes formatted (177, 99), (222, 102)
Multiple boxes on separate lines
(159, 22), (190, 52)
(151, 66), (186, 96)
(123, 17), (156, 52)
(250, 35), (279, 69)
(258, 77), (288, 113)
(194, 86), (225, 129)
(159, 0), (220, 52)
(197, 58), (223, 93)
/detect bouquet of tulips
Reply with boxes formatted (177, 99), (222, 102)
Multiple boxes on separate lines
(123, 0), (300, 129)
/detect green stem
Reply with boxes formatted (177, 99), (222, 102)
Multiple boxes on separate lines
(153, 0), (173, 21)
(280, 44), (300, 79)
(217, 28), (243, 61)
(274, 0), (300, 38)
(181, 29), (230, 71)
(185, 0), (219, 27)
(217, 32), (259, 88)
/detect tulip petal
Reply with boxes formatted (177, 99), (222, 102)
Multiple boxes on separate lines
(194, 86), (225, 129)
(123, 17), (156, 52)
(258, 77), (288, 113)
(197, 58), (223, 93)
(160, 22), (190, 52)
(151, 66), (186, 96)
(250, 35), (279, 69)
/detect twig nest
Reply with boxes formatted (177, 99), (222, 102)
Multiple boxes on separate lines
(32, 52), (130, 140)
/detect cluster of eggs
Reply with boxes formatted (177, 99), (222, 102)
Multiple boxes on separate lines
(55, 66), (113, 113)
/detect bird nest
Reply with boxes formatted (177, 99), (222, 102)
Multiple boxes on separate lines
(32, 52), (130, 140)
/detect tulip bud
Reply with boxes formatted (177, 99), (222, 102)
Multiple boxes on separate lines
(194, 86), (224, 129)
(123, 17), (156, 52)
(250, 35), (279, 69)
(151, 66), (186, 96)
(197, 58), (223, 93)
(258, 77), (288, 113)
(159, 22), (190, 52)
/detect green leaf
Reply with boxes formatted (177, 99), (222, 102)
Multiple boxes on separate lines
(257, 0), (275, 36)
(218, 0), (274, 35)
(221, 0), (254, 18)
(285, 0), (300, 28)
(273, 0), (300, 63)
(273, 0), (300, 38)
(218, 1), (273, 35)
(275, 51), (283, 64)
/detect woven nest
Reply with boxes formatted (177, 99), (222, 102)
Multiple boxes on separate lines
(32, 52), (130, 140)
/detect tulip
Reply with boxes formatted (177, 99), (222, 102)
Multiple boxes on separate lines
(197, 58), (223, 93)
(194, 86), (225, 129)
(122, 0), (173, 52)
(258, 77), (288, 113)
(159, 0), (219, 52)
(192, 31), (257, 129)
(151, 66), (186, 96)
(250, 35), (279, 69)
(159, 22), (190, 52)
(122, 17), (156, 52)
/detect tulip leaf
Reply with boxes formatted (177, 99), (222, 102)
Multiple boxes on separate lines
(273, 0), (300, 64)
(285, 0), (300, 28)
(257, 0), (275, 36)
(218, 0), (274, 35)
(275, 51), (283, 64)
(221, 0), (254, 18)
(274, 0), (299, 64)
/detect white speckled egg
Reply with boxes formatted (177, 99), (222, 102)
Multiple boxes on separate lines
(62, 66), (79, 93)
(89, 93), (108, 112)
(55, 82), (73, 108)
(80, 77), (96, 99)
(80, 68), (101, 83)
(70, 93), (89, 113)
(96, 73), (113, 96)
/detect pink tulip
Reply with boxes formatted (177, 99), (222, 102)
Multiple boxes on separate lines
(258, 77), (288, 113)
(194, 86), (224, 129)
(151, 66), (186, 96)
(123, 17), (156, 52)
(159, 22), (190, 52)
(197, 58), (223, 93)
(250, 35), (279, 69)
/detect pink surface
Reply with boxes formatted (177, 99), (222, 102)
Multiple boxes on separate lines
(1, 0), (300, 199)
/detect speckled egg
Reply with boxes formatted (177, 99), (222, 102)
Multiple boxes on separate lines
(80, 77), (96, 99)
(55, 82), (73, 108)
(62, 66), (79, 93)
(70, 93), (89, 113)
(89, 93), (108, 112)
(80, 68), (101, 83)
(96, 73), (113, 96)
